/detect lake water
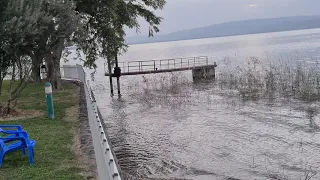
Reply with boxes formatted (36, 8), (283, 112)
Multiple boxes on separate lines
(90, 29), (320, 180)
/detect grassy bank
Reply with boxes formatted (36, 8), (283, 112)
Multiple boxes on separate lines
(0, 81), (89, 180)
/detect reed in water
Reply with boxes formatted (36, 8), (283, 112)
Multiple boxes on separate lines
(218, 56), (320, 101)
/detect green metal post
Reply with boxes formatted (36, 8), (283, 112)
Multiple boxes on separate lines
(45, 82), (54, 119)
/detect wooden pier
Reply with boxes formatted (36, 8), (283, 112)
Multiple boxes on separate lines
(105, 56), (216, 76)
(105, 56), (217, 96)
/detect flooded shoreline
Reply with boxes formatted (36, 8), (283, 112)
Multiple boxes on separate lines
(91, 71), (320, 179)
(87, 29), (320, 180)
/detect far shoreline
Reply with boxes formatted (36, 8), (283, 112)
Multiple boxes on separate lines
(126, 27), (320, 46)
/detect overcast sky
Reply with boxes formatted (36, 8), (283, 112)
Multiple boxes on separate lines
(126, 0), (320, 37)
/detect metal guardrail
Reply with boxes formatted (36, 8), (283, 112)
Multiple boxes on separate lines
(61, 65), (85, 82)
(104, 56), (209, 74)
(61, 65), (122, 180)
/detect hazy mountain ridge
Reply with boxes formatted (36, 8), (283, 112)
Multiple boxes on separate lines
(126, 16), (320, 44)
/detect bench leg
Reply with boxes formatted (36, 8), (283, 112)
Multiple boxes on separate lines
(0, 152), (4, 168)
(27, 147), (34, 166)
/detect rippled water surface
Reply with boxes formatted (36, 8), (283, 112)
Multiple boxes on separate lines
(89, 29), (320, 180)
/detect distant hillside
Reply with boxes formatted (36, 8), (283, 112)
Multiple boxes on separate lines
(126, 16), (320, 44)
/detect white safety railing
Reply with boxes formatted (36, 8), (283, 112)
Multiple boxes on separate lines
(61, 65), (122, 180)
(104, 56), (209, 75)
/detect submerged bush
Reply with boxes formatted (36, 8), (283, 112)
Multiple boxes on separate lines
(217, 56), (320, 101)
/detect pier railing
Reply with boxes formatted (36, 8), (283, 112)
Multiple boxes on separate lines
(105, 56), (209, 75)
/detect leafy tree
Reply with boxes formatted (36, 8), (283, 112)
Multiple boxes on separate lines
(27, 0), (167, 90)
(74, 0), (166, 68)
(1, 0), (167, 102)
(3, 0), (53, 83)
(0, 47), (12, 96)
(41, 0), (166, 89)
(0, 0), (51, 115)
(41, 0), (82, 89)
(0, 0), (11, 95)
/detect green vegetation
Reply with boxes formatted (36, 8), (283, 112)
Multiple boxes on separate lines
(0, 0), (166, 116)
(218, 57), (320, 101)
(128, 56), (320, 109)
(0, 82), (87, 180)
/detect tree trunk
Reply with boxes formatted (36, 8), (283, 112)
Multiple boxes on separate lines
(0, 78), (3, 96)
(46, 53), (62, 90)
(0, 68), (3, 96)
(32, 61), (41, 82)
(6, 63), (15, 115)
(47, 44), (64, 90)
(0, 62), (2, 96)
(46, 57), (53, 82)
(17, 57), (23, 80)
(53, 58), (62, 90)
(31, 53), (43, 83)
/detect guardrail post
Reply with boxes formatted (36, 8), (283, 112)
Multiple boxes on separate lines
(128, 62), (130, 73)
(181, 58), (183, 68)
(140, 61), (143, 71)
(194, 57), (196, 67)
(154, 60), (156, 70)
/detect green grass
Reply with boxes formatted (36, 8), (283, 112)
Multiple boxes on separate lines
(0, 81), (85, 180)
